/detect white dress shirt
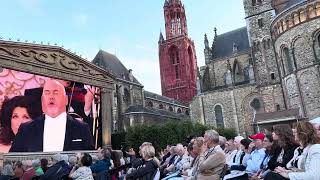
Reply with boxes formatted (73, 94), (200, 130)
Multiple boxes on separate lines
(43, 112), (67, 152)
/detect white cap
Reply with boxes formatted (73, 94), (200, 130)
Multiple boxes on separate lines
(310, 117), (320, 124)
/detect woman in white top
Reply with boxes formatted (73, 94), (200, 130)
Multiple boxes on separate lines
(272, 121), (320, 180)
(69, 153), (94, 180)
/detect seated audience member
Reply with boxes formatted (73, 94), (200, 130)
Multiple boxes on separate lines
(267, 124), (298, 172)
(310, 117), (320, 137)
(219, 136), (227, 150)
(40, 159), (49, 173)
(230, 138), (251, 171)
(227, 133), (266, 180)
(244, 133), (266, 177)
(129, 142), (153, 169)
(125, 144), (159, 180)
(265, 121), (320, 180)
(69, 153), (94, 180)
(0, 96), (41, 152)
(195, 130), (225, 180)
(68, 156), (78, 170)
(225, 139), (238, 166)
(13, 161), (24, 179)
(41, 153), (70, 179)
(90, 147), (111, 174)
(160, 146), (177, 173)
(22, 160), (36, 180)
(182, 137), (205, 179)
(160, 145), (172, 165)
(251, 134), (277, 179)
(229, 136), (245, 167)
(33, 159), (44, 176)
(165, 143), (191, 174)
(0, 161), (14, 179)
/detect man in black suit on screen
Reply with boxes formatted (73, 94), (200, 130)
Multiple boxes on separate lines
(9, 79), (94, 152)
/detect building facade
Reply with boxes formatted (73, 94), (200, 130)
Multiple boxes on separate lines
(158, 0), (197, 104)
(192, 0), (320, 135)
(92, 50), (189, 132)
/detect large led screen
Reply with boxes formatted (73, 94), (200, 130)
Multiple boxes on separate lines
(0, 68), (102, 153)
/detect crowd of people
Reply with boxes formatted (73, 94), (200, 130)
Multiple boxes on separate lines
(0, 119), (320, 180)
(0, 119), (318, 180)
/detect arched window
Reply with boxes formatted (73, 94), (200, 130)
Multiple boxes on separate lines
(147, 101), (153, 108)
(177, 108), (182, 113)
(159, 104), (164, 109)
(123, 88), (130, 105)
(168, 106), (174, 112)
(250, 98), (262, 112)
(276, 104), (281, 111)
(169, 46), (180, 79)
(188, 47), (194, 80)
(214, 105), (224, 128)
(185, 110), (190, 115)
(308, 6), (315, 18)
(283, 47), (294, 73)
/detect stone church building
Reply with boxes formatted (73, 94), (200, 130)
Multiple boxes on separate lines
(191, 0), (320, 135)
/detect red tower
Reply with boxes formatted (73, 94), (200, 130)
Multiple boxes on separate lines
(158, 0), (197, 104)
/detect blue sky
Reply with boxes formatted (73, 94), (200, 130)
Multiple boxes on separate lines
(0, 0), (246, 94)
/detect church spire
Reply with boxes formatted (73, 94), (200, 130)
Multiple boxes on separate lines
(159, 31), (164, 43)
(204, 34), (209, 49)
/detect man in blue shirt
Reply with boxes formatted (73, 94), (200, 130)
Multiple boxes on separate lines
(245, 133), (266, 177)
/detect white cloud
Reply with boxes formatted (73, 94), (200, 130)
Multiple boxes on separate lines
(72, 14), (89, 26)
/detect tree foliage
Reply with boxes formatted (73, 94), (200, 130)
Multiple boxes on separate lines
(111, 121), (237, 153)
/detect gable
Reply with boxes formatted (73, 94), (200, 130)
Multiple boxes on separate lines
(0, 40), (114, 89)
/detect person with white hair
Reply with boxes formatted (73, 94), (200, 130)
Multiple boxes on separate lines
(310, 117), (320, 137)
(195, 130), (226, 180)
(21, 160), (36, 180)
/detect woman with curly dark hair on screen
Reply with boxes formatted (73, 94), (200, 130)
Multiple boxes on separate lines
(0, 96), (41, 152)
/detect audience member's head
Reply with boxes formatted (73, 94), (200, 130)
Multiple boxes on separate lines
(225, 139), (236, 152)
(234, 136), (244, 149)
(240, 138), (252, 151)
(22, 160), (33, 171)
(310, 117), (320, 137)
(80, 153), (93, 167)
(204, 130), (220, 148)
(40, 158), (48, 171)
(295, 121), (320, 147)
(219, 136), (227, 150)
(192, 137), (204, 156)
(141, 144), (155, 161)
(272, 124), (296, 148)
(51, 153), (64, 164)
(263, 134), (277, 155)
(98, 147), (111, 160)
(249, 133), (265, 149)
(32, 159), (41, 169)
(68, 156), (78, 167)
(175, 143), (185, 156)
(187, 140), (195, 158)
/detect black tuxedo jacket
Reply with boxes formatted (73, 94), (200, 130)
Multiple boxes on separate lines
(9, 114), (94, 152)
